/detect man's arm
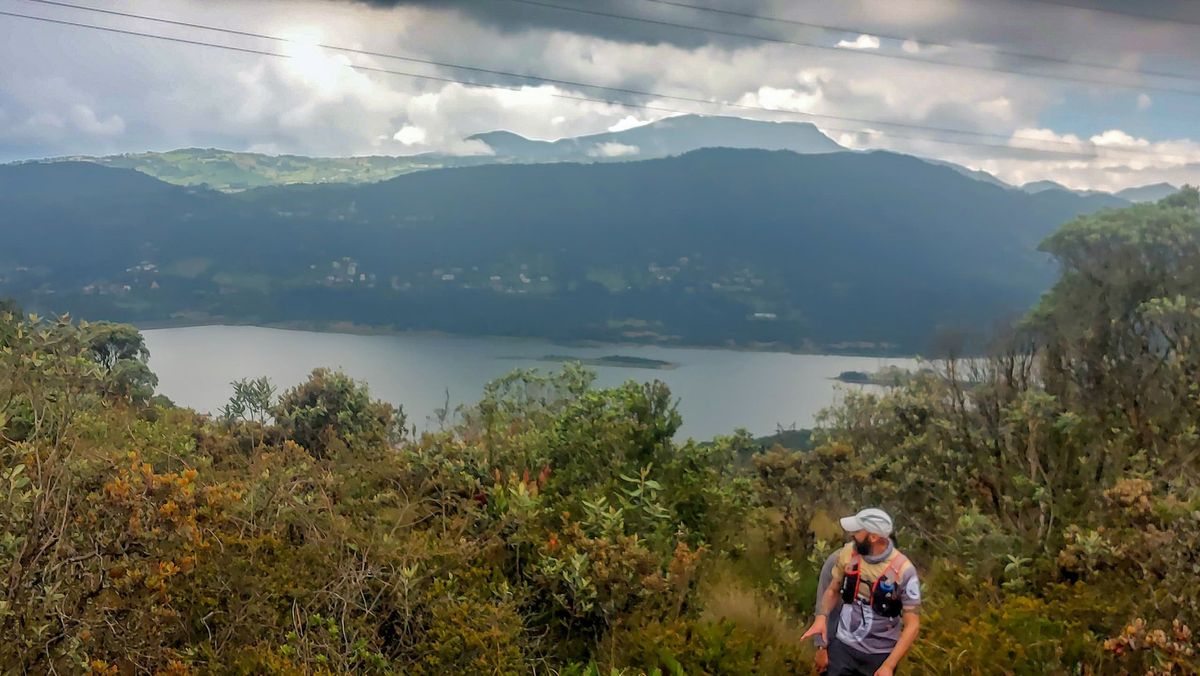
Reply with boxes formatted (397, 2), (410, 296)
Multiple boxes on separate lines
(801, 584), (841, 644)
(813, 552), (839, 649)
(877, 611), (919, 675)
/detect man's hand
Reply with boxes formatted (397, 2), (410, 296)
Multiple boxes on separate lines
(874, 663), (895, 676)
(801, 615), (828, 644)
(814, 646), (829, 672)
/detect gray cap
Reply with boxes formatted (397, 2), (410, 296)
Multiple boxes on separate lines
(839, 508), (893, 537)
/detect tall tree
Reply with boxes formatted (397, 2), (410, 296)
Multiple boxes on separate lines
(83, 321), (157, 403)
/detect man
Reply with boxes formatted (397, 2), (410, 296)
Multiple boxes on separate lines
(813, 550), (842, 674)
(802, 508), (920, 676)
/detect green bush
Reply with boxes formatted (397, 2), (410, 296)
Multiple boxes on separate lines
(273, 368), (404, 457)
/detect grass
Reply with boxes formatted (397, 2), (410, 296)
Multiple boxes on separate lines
(699, 579), (804, 645)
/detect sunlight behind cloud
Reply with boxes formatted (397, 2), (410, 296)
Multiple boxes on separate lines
(393, 124), (427, 145)
(279, 29), (355, 97)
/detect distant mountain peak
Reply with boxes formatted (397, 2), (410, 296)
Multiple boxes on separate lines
(465, 114), (842, 162)
(1115, 182), (1180, 203)
(1022, 180), (1071, 193)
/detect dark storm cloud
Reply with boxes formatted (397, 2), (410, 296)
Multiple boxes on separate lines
(339, 0), (820, 48)
(340, 0), (1200, 56)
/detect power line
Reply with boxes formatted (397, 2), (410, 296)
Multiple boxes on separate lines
(636, 0), (1200, 83)
(6, 0), (1188, 161)
(501, 0), (1200, 98)
(0, 8), (1191, 165)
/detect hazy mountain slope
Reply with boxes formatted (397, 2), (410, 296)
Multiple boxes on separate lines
(0, 149), (1126, 352)
(1115, 182), (1180, 203)
(469, 115), (843, 161)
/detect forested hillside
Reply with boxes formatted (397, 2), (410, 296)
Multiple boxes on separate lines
(0, 149), (1124, 353)
(2, 190), (1197, 673)
(78, 148), (493, 191)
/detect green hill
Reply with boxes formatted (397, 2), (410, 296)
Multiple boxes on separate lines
(0, 149), (1125, 353)
(59, 148), (495, 191)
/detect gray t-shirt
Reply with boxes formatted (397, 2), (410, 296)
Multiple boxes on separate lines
(813, 551), (842, 649)
(827, 542), (921, 655)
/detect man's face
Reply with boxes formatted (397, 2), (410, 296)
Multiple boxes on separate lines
(852, 530), (872, 554)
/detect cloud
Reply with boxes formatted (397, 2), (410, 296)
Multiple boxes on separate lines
(587, 142), (640, 157)
(393, 124), (427, 145)
(976, 127), (1200, 190)
(737, 86), (823, 113)
(837, 34), (881, 50)
(0, 0), (1195, 192)
(608, 115), (652, 133)
(69, 105), (125, 136)
(1137, 93), (1152, 110)
(337, 0), (1200, 60)
(1091, 129), (1151, 149)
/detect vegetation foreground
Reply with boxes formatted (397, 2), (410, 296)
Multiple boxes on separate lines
(3, 190), (1200, 674)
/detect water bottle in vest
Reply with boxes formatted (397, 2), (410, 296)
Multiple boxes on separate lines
(872, 577), (902, 617)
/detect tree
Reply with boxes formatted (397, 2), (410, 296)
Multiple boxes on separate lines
(82, 321), (158, 403)
(273, 368), (403, 457)
(84, 322), (150, 371)
(221, 376), (276, 426)
(1033, 186), (1200, 469)
(220, 376), (277, 450)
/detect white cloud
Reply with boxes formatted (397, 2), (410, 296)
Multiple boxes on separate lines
(1137, 93), (1153, 110)
(737, 86), (823, 113)
(966, 127), (1200, 190)
(608, 115), (651, 133)
(587, 142), (640, 157)
(69, 104), (125, 136)
(1091, 129), (1151, 149)
(393, 125), (427, 145)
(837, 34), (882, 50)
(0, 0), (1194, 192)
(835, 128), (883, 149)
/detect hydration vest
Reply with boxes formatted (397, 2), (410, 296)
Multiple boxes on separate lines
(838, 549), (909, 618)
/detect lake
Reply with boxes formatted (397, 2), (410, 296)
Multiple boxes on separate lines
(142, 325), (918, 440)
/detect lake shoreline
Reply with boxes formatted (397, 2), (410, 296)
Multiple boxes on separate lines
(133, 318), (920, 360)
(140, 324), (921, 440)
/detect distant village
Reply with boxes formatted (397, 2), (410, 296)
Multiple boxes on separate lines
(5, 253), (780, 322)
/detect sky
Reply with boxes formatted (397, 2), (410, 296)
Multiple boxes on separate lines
(1, 0), (1199, 190)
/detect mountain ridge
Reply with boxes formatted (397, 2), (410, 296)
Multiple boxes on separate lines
(466, 114), (844, 160)
(0, 147), (1127, 353)
(7, 115), (1167, 203)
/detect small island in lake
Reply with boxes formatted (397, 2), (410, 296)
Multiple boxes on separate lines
(537, 354), (678, 370)
(834, 365), (924, 386)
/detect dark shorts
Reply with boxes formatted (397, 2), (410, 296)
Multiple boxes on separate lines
(827, 638), (891, 676)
